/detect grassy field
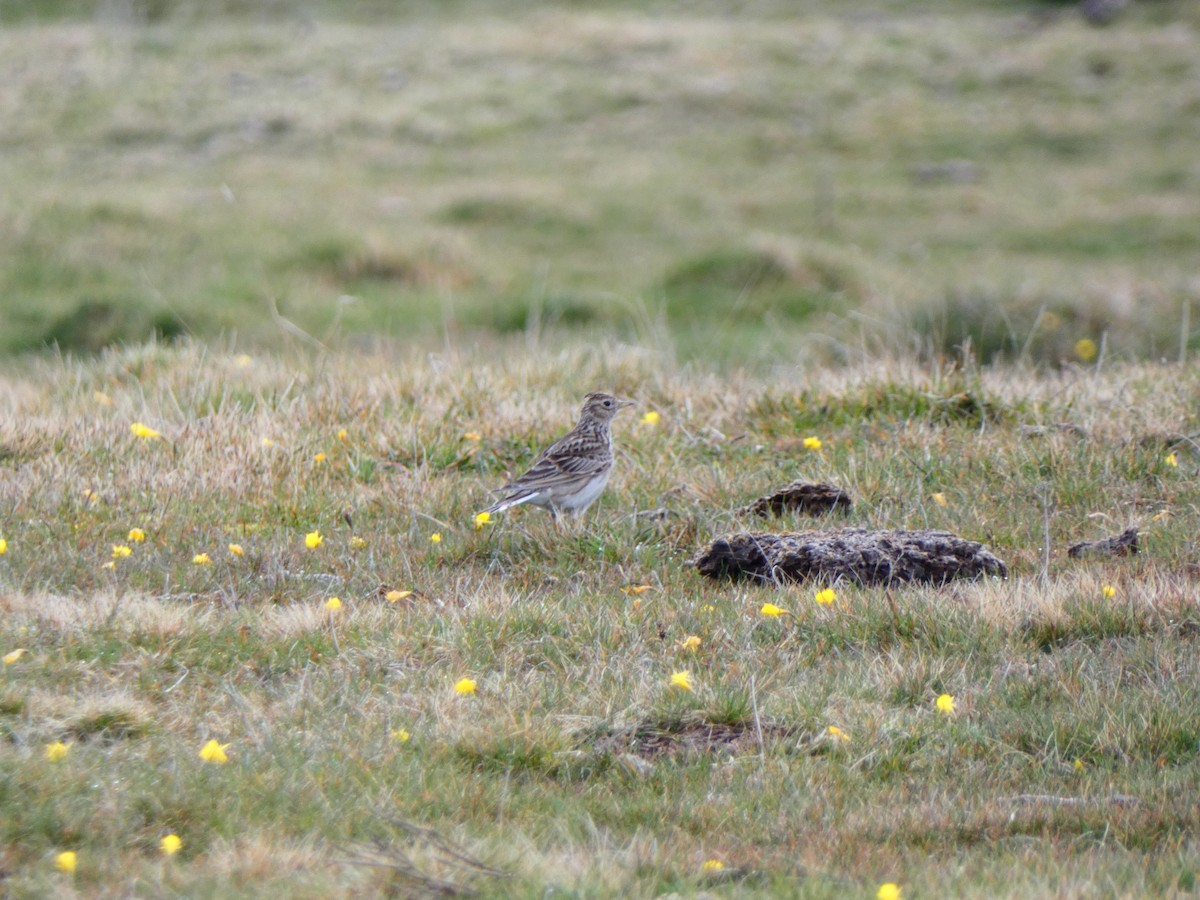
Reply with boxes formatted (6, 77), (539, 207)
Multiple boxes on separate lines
(1, 0), (1199, 365)
(1, 340), (1198, 897)
(3, 0), (1200, 896)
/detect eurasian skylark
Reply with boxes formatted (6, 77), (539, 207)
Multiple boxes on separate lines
(483, 392), (635, 521)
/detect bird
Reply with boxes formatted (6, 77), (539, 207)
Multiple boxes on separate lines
(483, 391), (635, 522)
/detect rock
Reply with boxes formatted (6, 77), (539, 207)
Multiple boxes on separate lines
(1067, 527), (1138, 559)
(739, 481), (853, 518)
(690, 528), (1007, 586)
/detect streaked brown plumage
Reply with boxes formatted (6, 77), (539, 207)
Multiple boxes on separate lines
(484, 392), (634, 520)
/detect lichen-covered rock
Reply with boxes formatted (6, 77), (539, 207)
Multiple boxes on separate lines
(1067, 527), (1138, 559)
(739, 481), (853, 518)
(690, 528), (1007, 586)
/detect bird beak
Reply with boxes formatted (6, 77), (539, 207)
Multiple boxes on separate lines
(618, 398), (636, 409)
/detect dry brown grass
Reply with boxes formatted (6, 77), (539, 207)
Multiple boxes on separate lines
(0, 338), (1197, 895)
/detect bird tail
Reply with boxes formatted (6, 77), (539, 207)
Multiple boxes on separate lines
(484, 490), (540, 515)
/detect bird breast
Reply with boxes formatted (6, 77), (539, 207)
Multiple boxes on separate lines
(556, 470), (612, 511)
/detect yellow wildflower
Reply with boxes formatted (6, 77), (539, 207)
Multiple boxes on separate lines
(1074, 338), (1098, 362)
(228, 543), (245, 557)
(1166, 452), (1179, 468)
(350, 535), (368, 550)
(193, 553), (211, 565)
(235, 354), (252, 367)
(127, 528), (146, 543)
(131, 422), (161, 439)
(1074, 758), (1086, 772)
(877, 884), (902, 900)
(700, 604), (716, 614)
(55, 851), (77, 874)
(814, 588), (837, 606)
(760, 602), (787, 617)
(0, 537), (6, 555)
(199, 739), (230, 764)
(3, 648), (26, 665)
(670, 670), (694, 692)
(454, 677), (477, 696)
(392, 728), (412, 743)
(936, 693), (957, 716)
(803, 436), (822, 450)
(337, 428), (348, 442)
(680, 635), (702, 652)
(473, 511), (491, 531)
(325, 596), (343, 612)
(430, 532), (442, 544)
(385, 590), (412, 603)
(260, 436), (275, 448)
(160, 834), (182, 857)
(314, 452), (327, 464)
(305, 530), (323, 549)
(1102, 585), (1116, 599)
(701, 859), (725, 872)
(827, 725), (850, 743)
(463, 431), (482, 442)
(112, 545), (133, 560)
(45, 741), (69, 762)
(641, 410), (660, 426)
(931, 492), (948, 507)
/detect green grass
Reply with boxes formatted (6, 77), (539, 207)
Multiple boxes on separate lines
(2, 1), (1200, 894)
(0, 340), (1198, 896)
(1, 0), (1199, 364)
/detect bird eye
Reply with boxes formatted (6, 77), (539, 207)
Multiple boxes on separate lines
(603, 399), (612, 407)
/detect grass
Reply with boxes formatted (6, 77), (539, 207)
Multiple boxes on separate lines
(1, 0), (1199, 363)
(2, 0), (1200, 894)
(1, 339), (1198, 896)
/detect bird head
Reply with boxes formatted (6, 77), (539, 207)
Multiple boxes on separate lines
(580, 392), (635, 423)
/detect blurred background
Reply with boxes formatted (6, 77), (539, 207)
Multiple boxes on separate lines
(1, 0), (1197, 369)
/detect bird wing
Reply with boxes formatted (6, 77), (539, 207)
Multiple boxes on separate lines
(498, 433), (610, 493)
